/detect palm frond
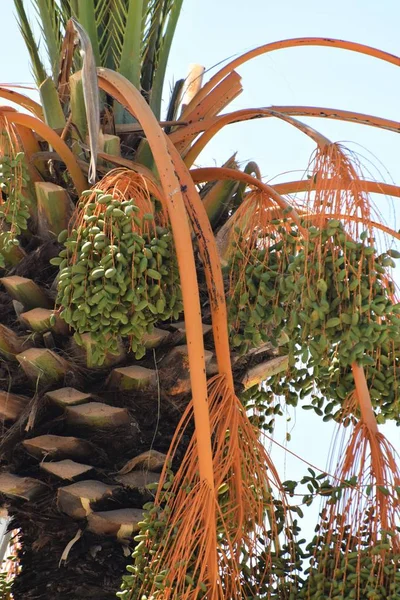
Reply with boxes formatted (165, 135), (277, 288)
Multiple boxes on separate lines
(141, 0), (164, 97)
(140, 0), (184, 117)
(76, 0), (101, 66)
(164, 77), (184, 132)
(31, 0), (64, 82)
(95, 0), (128, 71)
(71, 17), (101, 184)
(119, 0), (144, 90)
(13, 0), (47, 86)
(149, 0), (184, 118)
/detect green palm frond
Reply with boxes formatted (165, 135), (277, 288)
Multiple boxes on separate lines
(141, 0), (164, 98)
(61, 0), (78, 17)
(96, 0), (128, 71)
(14, 0), (47, 85)
(77, 0), (101, 67)
(14, 0), (65, 127)
(96, 0), (183, 118)
(31, 0), (64, 81)
(148, 0), (183, 117)
(119, 0), (143, 90)
(15, 0), (184, 124)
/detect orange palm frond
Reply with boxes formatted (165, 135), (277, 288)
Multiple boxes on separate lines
(181, 107), (330, 167)
(171, 105), (400, 158)
(270, 105), (400, 135)
(97, 68), (221, 591)
(162, 124), (294, 596)
(273, 178), (400, 200)
(191, 166), (302, 226)
(181, 38), (400, 122)
(2, 109), (86, 194)
(174, 70), (242, 155)
(0, 86), (43, 119)
(272, 177), (400, 242)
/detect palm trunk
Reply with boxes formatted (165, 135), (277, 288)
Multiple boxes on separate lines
(11, 520), (129, 599)
(0, 247), (180, 597)
(0, 361), (182, 599)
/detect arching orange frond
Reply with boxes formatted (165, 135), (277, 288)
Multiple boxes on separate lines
(0, 86), (43, 119)
(270, 105), (400, 134)
(190, 165), (303, 227)
(97, 66), (220, 588)
(273, 178), (400, 199)
(167, 147), (295, 592)
(167, 139), (292, 562)
(2, 110), (86, 194)
(97, 68), (294, 598)
(182, 69), (242, 123)
(182, 38), (400, 122)
(181, 107), (330, 165)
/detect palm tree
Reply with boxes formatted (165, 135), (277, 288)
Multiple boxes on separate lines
(0, 1), (399, 599)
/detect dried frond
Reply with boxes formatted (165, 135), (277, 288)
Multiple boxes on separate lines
(58, 18), (76, 104)
(181, 38), (400, 121)
(71, 17), (101, 185)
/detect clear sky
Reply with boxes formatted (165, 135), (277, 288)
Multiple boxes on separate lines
(0, 0), (399, 539)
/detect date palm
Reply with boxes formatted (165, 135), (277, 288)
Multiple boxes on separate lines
(0, 2), (398, 599)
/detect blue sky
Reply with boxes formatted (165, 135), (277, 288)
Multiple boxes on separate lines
(0, 0), (399, 538)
